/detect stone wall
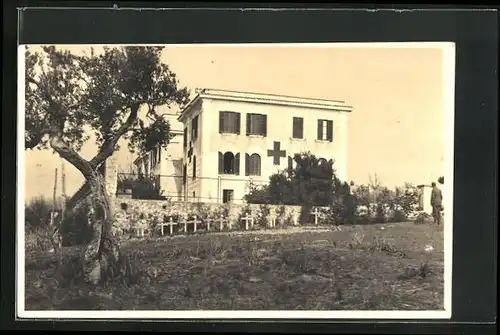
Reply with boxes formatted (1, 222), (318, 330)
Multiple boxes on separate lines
(112, 198), (330, 232)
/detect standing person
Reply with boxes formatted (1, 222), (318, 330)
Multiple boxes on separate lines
(430, 182), (443, 225)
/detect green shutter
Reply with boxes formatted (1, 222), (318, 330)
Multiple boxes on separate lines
(219, 112), (224, 133)
(246, 114), (251, 135)
(245, 153), (250, 176)
(235, 113), (241, 134)
(218, 152), (224, 174)
(327, 120), (333, 142)
(234, 153), (240, 175)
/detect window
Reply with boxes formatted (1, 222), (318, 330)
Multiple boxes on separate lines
(292, 117), (304, 139)
(317, 119), (333, 141)
(245, 153), (261, 176)
(191, 115), (199, 140)
(218, 151), (240, 175)
(246, 113), (267, 136)
(223, 189), (234, 203)
(219, 111), (241, 134)
(183, 128), (188, 148)
(192, 156), (196, 179)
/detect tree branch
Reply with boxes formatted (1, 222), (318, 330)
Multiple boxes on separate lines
(25, 127), (51, 149)
(49, 129), (95, 180)
(89, 104), (140, 169)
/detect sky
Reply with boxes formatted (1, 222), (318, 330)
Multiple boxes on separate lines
(21, 43), (451, 201)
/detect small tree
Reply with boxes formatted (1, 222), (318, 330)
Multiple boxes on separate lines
(245, 152), (344, 224)
(24, 46), (189, 284)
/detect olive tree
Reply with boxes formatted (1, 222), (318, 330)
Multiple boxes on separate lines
(24, 45), (189, 284)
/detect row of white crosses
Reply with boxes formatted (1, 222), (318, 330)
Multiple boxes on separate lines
(133, 207), (320, 238)
(156, 211), (276, 237)
(157, 214), (233, 236)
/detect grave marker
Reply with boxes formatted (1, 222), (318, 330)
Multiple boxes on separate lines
(134, 226), (145, 238)
(216, 214), (228, 231)
(180, 216), (188, 233)
(163, 217), (178, 235)
(191, 215), (201, 233)
(241, 212), (254, 231)
(311, 207), (322, 225)
(268, 214), (276, 228)
(205, 217), (213, 232)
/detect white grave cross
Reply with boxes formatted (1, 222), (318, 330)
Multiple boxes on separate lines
(241, 212), (254, 231)
(181, 216), (188, 233)
(268, 214), (276, 228)
(216, 214), (228, 231)
(311, 207), (322, 225)
(158, 220), (169, 236)
(134, 226), (145, 238)
(191, 215), (201, 233)
(163, 217), (178, 235)
(205, 217), (213, 232)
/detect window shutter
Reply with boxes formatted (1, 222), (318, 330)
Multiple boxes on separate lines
(235, 113), (241, 134)
(219, 112), (224, 133)
(293, 117), (303, 139)
(192, 156), (196, 178)
(262, 115), (267, 136)
(183, 128), (187, 148)
(183, 164), (187, 184)
(246, 114), (251, 135)
(218, 152), (224, 174)
(317, 120), (323, 140)
(245, 153), (250, 176)
(192, 115), (198, 139)
(327, 120), (333, 142)
(234, 153), (240, 175)
(256, 155), (261, 176)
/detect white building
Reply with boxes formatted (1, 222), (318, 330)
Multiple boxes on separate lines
(134, 88), (353, 203)
(132, 105), (184, 200)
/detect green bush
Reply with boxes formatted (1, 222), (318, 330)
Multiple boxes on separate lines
(60, 200), (94, 247)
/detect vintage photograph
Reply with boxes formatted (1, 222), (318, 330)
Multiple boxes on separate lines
(18, 43), (455, 318)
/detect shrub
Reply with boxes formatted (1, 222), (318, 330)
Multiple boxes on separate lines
(389, 209), (407, 223)
(60, 200), (94, 247)
(256, 204), (271, 228)
(373, 203), (387, 223)
(25, 197), (59, 231)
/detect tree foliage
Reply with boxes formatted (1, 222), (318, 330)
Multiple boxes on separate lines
(25, 45), (189, 157)
(245, 152), (349, 207)
(24, 45), (190, 285)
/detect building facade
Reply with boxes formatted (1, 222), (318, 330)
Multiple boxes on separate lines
(172, 88), (353, 203)
(132, 105), (185, 201)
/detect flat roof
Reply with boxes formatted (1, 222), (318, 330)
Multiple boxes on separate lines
(177, 88), (353, 122)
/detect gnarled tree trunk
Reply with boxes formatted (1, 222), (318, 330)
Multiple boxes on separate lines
(49, 131), (122, 285)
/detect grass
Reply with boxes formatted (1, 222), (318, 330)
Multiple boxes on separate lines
(25, 222), (444, 311)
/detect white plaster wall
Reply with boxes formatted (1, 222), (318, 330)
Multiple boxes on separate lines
(422, 186), (433, 214)
(196, 98), (349, 203)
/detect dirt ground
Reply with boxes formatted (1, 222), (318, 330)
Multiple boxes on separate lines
(24, 222), (445, 311)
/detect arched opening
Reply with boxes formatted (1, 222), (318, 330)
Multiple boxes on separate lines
(223, 152), (235, 174)
(248, 153), (261, 176)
